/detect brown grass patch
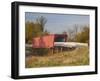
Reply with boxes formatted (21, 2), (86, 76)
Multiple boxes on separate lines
(25, 47), (89, 68)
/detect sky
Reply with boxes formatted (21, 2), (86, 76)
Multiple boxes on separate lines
(25, 12), (89, 34)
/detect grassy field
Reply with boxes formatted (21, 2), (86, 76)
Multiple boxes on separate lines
(25, 47), (89, 68)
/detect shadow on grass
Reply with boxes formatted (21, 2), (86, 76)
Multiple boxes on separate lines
(26, 47), (76, 57)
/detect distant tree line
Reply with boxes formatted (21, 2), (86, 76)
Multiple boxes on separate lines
(67, 25), (89, 44)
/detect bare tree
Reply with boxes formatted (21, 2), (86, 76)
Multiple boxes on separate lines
(36, 16), (47, 31)
(67, 24), (79, 42)
(67, 28), (75, 41)
(74, 24), (78, 35)
(73, 24), (79, 41)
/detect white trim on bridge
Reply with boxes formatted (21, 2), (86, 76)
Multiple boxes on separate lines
(54, 42), (88, 48)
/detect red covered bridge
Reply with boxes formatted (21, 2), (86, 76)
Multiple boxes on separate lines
(32, 34), (67, 48)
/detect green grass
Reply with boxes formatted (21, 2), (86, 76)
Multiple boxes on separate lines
(25, 47), (89, 68)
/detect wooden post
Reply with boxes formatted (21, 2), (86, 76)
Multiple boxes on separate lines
(51, 48), (54, 54)
(61, 47), (63, 52)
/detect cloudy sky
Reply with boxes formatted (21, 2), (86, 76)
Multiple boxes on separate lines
(25, 12), (89, 34)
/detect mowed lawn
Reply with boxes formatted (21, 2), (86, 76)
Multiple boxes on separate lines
(25, 47), (89, 68)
